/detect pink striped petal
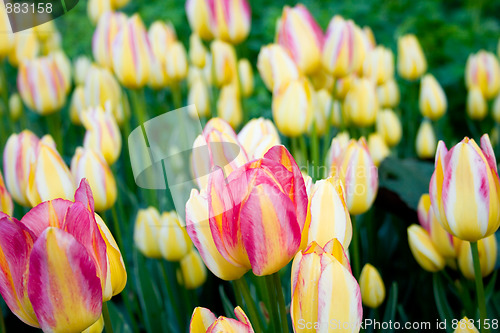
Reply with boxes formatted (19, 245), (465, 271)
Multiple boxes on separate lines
(74, 178), (95, 213)
(20, 199), (72, 237)
(480, 134), (497, 173)
(190, 307), (217, 332)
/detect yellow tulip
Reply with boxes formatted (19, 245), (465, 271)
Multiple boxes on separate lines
(376, 109), (402, 147)
(87, 0), (112, 25)
(397, 34), (427, 80)
(237, 117), (281, 159)
(344, 78), (379, 127)
(466, 87), (487, 121)
(82, 315), (104, 333)
(178, 250), (207, 289)
(376, 79), (400, 108)
(73, 56), (92, 86)
(189, 33), (207, 68)
(211, 0), (251, 44)
(238, 58), (254, 97)
(415, 119), (436, 159)
(185, 0), (215, 41)
(419, 74), (447, 120)
(217, 83), (242, 129)
(8, 93), (23, 122)
(211, 39), (238, 87)
(51, 50), (72, 94)
(367, 133), (390, 167)
(9, 30), (40, 67)
(111, 0), (130, 9)
(453, 317), (480, 333)
(165, 41), (188, 82)
(158, 211), (193, 262)
(362, 46), (394, 85)
(465, 50), (500, 99)
(134, 207), (163, 258)
(407, 224), (445, 272)
(0, 3), (14, 58)
(93, 12), (128, 70)
(0, 170), (13, 216)
(311, 89), (333, 136)
(458, 235), (497, 280)
(188, 78), (211, 118)
(69, 86), (86, 125)
(257, 43), (299, 92)
(359, 264), (386, 309)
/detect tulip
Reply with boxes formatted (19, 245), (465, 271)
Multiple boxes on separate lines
(415, 119), (436, 159)
(70, 86), (86, 125)
(149, 56), (169, 90)
(186, 0), (215, 41)
(71, 148), (117, 212)
(188, 78), (211, 118)
(329, 137), (378, 215)
(134, 207), (162, 258)
(276, 4), (323, 75)
(363, 26), (376, 51)
(397, 34), (427, 80)
(359, 264), (385, 309)
(165, 41), (189, 82)
(189, 33), (207, 68)
(0, 171), (13, 216)
(458, 235), (497, 280)
(211, 39), (238, 87)
(376, 109), (402, 147)
(87, 0), (112, 24)
(428, 207), (461, 259)
(272, 77), (313, 137)
(178, 249), (207, 289)
(51, 50), (72, 94)
(9, 93), (23, 122)
(344, 78), (379, 127)
(407, 224), (445, 272)
(311, 89), (333, 136)
(190, 306), (254, 332)
(291, 240), (362, 332)
(454, 317), (480, 333)
(362, 46), (394, 85)
(237, 117), (280, 160)
(333, 73), (354, 100)
(82, 106), (122, 165)
(149, 21), (177, 64)
(322, 16), (363, 77)
(466, 87), (487, 121)
(417, 193), (432, 231)
(217, 83), (242, 129)
(303, 177), (352, 249)
(430, 134), (500, 242)
(17, 56), (67, 115)
(257, 44), (299, 91)
(367, 133), (390, 167)
(493, 93), (500, 123)
(9, 30), (40, 67)
(310, 70), (335, 92)
(82, 315), (104, 333)
(158, 211), (192, 261)
(93, 11), (128, 69)
(376, 79), (400, 108)
(112, 14), (153, 89)
(238, 59), (254, 97)
(33, 21), (58, 43)
(39, 31), (63, 56)
(211, 0), (251, 44)
(419, 74), (447, 120)
(74, 56), (92, 86)
(465, 50), (500, 99)
(0, 4), (14, 58)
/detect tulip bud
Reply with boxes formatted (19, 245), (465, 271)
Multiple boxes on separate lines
(453, 317), (480, 333)
(359, 264), (385, 309)
(112, 15), (152, 89)
(407, 224), (445, 272)
(189, 33), (207, 68)
(311, 89), (333, 136)
(376, 79), (400, 108)
(276, 4), (323, 75)
(69, 86), (86, 125)
(111, 0), (130, 9)
(82, 106), (122, 165)
(149, 21), (177, 61)
(465, 50), (500, 99)
(0, 4), (14, 58)
(186, 0), (214, 40)
(165, 41), (188, 82)
(217, 84), (242, 129)
(416, 119), (436, 159)
(417, 193), (432, 231)
(212, 0), (251, 44)
(134, 207), (162, 258)
(363, 46), (394, 85)
(51, 50), (72, 93)
(9, 30), (40, 67)
(397, 34), (427, 80)
(74, 56), (92, 86)
(92, 12), (128, 70)
(466, 87), (487, 120)
(158, 211), (193, 262)
(87, 0), (111, 24)
(272, 77), (313, 137)
(40, 31), (63, 56)
(71, 148), (117, 212)
(8, 93), (23, 122)
(368, 133), (390, 167)
(333, 74), (354, 100)
(419, 74), (447, 120)
(363, 26), (376, 50)
(257, 44), (299, 91)
(82, 315), (104, 333)
(178, 250), (207, 289)
(428, 207), (461, 259)
(238, 59), (254, 97)
(188, 78), (211, 118)
(211, 39), (238, 87)
(237, 117), (281, 159)
(344, 78), (379, 127)
(0, 171), (13, 216)
(190, 307), (255, 331)
(376, 109), (402, 147)
(458, 235), (497, 280)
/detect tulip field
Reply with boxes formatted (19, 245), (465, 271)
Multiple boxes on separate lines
(1, 0), (500, 332)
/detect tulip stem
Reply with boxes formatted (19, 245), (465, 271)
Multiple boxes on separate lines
(234, 277), (264, 333)
(0, 60), (9, 147)
(159, 262), (183, 331)
(102, 302), (114, 333)
(264, 275), (278, 333)
(46, 112), (64, 154)
(171, 82), (183, 110)
(471, 241), (489, 333)
(110, 205), (124, 252)
(299, 136), (309, 173)
(351, 215), (361, 278)
(273, 273), (289, 333)
(310, 122), (319, 181)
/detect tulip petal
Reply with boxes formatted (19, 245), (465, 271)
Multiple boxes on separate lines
(480, 134), (498, 173)
(74, 178), (95, 213)
(20, 199), (72, 237)
(190, 307), (217, 333)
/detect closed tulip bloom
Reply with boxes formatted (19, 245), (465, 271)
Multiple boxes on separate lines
(134, 207), (163, 258)
(311, 89), (333, 136)
(158, 211), (192, 261)
(87, 0), (111, 24)
(376, 79), (400, 108)
(9, 93), (23, 122)
(178, 249), (207, 289)
(333, 73), (354, 100)
(257, 44), (299, 91)
(345, 78), (379, 127)
(186, 0), (215, 41)
(82, 315), (104, 333)
(397, 34), (427, 80)
(211, 0), (251, 44)
(430, 134), (500, 242)
(0, 4), (14, 58)
(276, 4), (323, 75)
(407, 224), (445, 272)
(458, 235), (497, 280)
(466, 87), (487, 120)
(376, 109), (402, 147)
(363, 26), (376, 50)
(9, 30), (40, 67)
(428, 207), (461, 259)
(238, 59), (254, 97)
(149, 56), (169, 89)
(272, 77), (313, 137)
(93, 11), (128, 69)
(71, 148), (117, 212)
(112, 15), (153, 89)
(111, 0), (129, 9)
(493, 93), (500, 123)
(359, 264), (385, 309)
(329, 137), (378, 215)
(0, 171), (13, 216)
(190, 33), (207, 68)
(237, 117), (280, 159)
(211, 39), (238, 87)
(465, 51), (500, 99)
(82, 106), (122, 165)
(70, 86), (86, 125)
(149, 20), (177, 62)
(363, 46), (394, 85)
(367, 133), (390, 167)
(188, 78), (211, 118)
(74, 56), (92, 86)
(51, 50), (72, 94)
(419, 74), (447, 120)
(165, 41), (188, 82)
(415, 119), (436, 159)
(322, 16), (363, 77)
(417, 193), (432, 231)
(190, 306), (255, 332)
(217, 83), (242, 129)
(454, 317), (480, 333)
(17, 56), (67, 115)
(291, 240), (362, 333)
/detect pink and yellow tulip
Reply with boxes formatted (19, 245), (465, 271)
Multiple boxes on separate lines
(465, 50), (500, 100)
(190, 306), (255, 332)
(237, 117), (281, 160)
(257, 43), (299, 92)
(92, 11), (128, 70)
(0, 170), (13, 216)
(211, 0), (251, 44)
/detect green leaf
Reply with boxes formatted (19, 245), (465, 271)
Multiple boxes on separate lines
(433, 274), (454, 333)
(485, 270), (498, 304)
(382, 282), (398, 333)
(107, 301), (134, 333)
(219, 284), (236, 319)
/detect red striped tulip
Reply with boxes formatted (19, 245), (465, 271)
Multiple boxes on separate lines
(458, 235), (497, 279)
(186, 0), (215, 41)
(257, 44), (299, 92)
(430, 134), (500, 242)
(211, 0), (251, 44)
(0, 4), (14, 58)
(112, 14), (153, 89)
(190, 306), (254, 332)
(217, 83), (242, 129)
(9, 30), (40, 67)
(329, 137), (378, 215)
(291, 240), (362, 332)
(237, 117), (281, 160)
(344, 78), (379, 127)
(397, 34), (427, 81)
(211, 39), (238, 87)
(158, 211), (193, 261)
(276, 4), (323, 75)
(178, 249), (207, 289)
(93, 11), (128, 70)
(362, 46), (394, 85)
(419, 74), (447, 121)
(415, 119), (436, 159)
(0, 171), (13, 216)
(465, 50), (500, 100)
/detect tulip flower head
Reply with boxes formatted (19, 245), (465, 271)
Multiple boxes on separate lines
(257, 43), (299, 92)
(134, 207), (163, 258)
(158, 211), (193, 261)
(188, 78), (211, 118)
(165, 41), (189, 82)
(454, 317), (480, 333)
(237, 117), (281, 160)
(87, 0), (112, 25)
(457, 234), (497, 280)
(466, 86), (487, 121)
(419, 74), (447, 121)
(376, 109), (402, 147)
(178, 249), (207, 289)
(186, 0), (215, 40)
(189, 33), (208, 68)
(217, 83), (243, 129)
(0, 170), (13, 216)
(211, 39), (238, 87)
(238, 58), (254, 97)
(74, 56), (92, 86)
(362, 46), (394, 85)
(376, 79), (400, 108)
(190, 306), (255, 332)
(397, 34), (427, 80)
(211, 0), (252, 44)
(359, 264), (386, 309)
(367, 133), (390, 167)
(0, 4), (14, 58)
(407, 224), (445, 272)
(92, 11), (128, 70)
(344, 78), (379, 127)
(9, 30), (40, 67)
(415, 119), (437, 159)
(465, 50), (500, 100)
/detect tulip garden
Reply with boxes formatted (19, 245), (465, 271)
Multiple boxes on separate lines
(1, 0), (500, 332)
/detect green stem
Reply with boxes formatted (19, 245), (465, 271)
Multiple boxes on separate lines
(471, 241), (489, 333)
(159, 262), (183, 331)
(264, 275), (278, 333)
(110, 205), (123, 252)
(299, 136), (309, 174)
(0, 60), (9, 147)
(234, 278), (264, 333)
(351, 215), (361, 279)
(310, 122), (319, 181)
(102, 302), (114, 333)
(273, 273), (288, 333)
(129, 89), (148, 127)
(46, 112), (64, 153)
(171, 82), (183, 110)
